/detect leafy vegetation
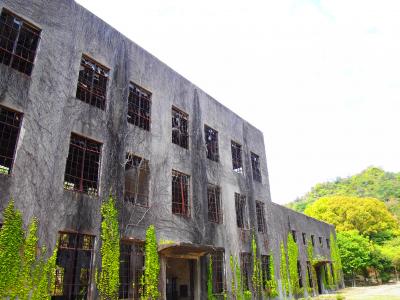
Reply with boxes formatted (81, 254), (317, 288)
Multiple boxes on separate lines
(96, 195), (120, 300)
(141, 225), (160, 300)
(0, 200), (58, 299)
(279, 241), (289, 296)
(287, 167), (400, 219)
(287, 234), (300, 296)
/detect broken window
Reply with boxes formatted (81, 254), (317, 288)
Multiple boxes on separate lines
(261, 255), (271, 289)
(291, 230), (297, 243)
(124, 153), (150, 207)
(231, 141), (243, 173)
(0, 9), (40, 75)
(210, 250), (225, 296)
(204, 125), (219, 162)
(64, 133), (102, 196)
(76, 55), (109, 110)
(171, 107), (188, 149)
(119, 241), (144, 300)
(172, 170), (190, 216)
(240, 252), (252, 290)
(297, 260), (303, 288)
(208, 184), (222, 224)
(235, 193), (247, 229)
(128, 83), (151, 131)
(0, 105), (22, 175)
(53, 232), (94, 299)
(302, 233), (307, 245)
(251, 152), (262, 182)
(256, 201), (266, 233)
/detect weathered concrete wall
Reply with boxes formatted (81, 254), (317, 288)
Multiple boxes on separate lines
(0, 0), (337, 299)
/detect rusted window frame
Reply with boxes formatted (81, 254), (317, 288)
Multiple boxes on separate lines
(0, 9), (41, 76)
(210, 250), (225, 296)
(124, 153), (150, 207)
(76, 54), (109, 110)
(0, 105), (23, 175)
(231, 141), (243, 173)
(127, 82), (151, 131)
(255, 201), (266, 233)
(204, 125), (219, 162)
(207, 184), (222, 224)
(63, 133), (102, 196)
(235, 193), (247, 229)
(251, 152), (262, 182)
(171, 169), (190, 217)
(171, 106), (189, 149)
(53, 231), (95, 299)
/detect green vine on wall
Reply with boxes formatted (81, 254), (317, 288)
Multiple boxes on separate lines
(96, 195), (120, 300)
(329, 233), (343, 287)
(287, 233), (300, 297)
(279, 241), (289, 297)
(266, 251), (278, 298)
(251, 235), (262, 297)
(306, 240), (317, 295)
(141, 225), (160, 300)
(0, 200), (58, 299)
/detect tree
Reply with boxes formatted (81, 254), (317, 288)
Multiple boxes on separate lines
(96, 195), (120, 300)
(336, 231), (371, 286)
(304, 196), (398, 238)
(380, 237), (400, 281)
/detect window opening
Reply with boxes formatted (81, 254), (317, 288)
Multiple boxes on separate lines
(297, 260), (303, 288)
(235, 193), (247, 229)
(302, 233), (307, 245)
(211, 250), (225, 295)
(292, 230), (297, 243)
(0, 105), (22, 175)
(172, 170), (190, 216)
(256, 201), (266, 233)
(204, 125), (219, 162)
(261, 255), (271, 289)
(76, 55), (109, 110)
(319, 237), (323, 247)
(64, 133), (102, 196)
(251, 152), (262, 182)
(171, 107), (188, 149)
(231, 141), (243, 173)
(240, 252), (252, 290)
(326, 238), (330, 249)
(119, 241), (144, 299)
(208, 184), (222, 224)
(0, 9), (40, 75)
(307, 261), (313, 288)
(311, 235), (315, 247)
(128, 83), (151, 130)
(125, 153), (150, 207)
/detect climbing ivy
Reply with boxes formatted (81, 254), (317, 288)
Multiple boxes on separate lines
(266, 252), (278, 298)
(0, 200), (58, 299)
(325, 263), (334, 290)
(251, 235), (262, 297)
(96, 195), (120, 300)
(229, 254), (246, 300)
(279, 241), (289, 297)
(287, 234), (300, 296)
(0, 200), (24, 298)
(141, 225), (160, 300)
(306, 240), (317, 295)
(329, 233), (343, 286)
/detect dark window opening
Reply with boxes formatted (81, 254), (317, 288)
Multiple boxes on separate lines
(128, 83), (151, 131)
(0, 10), (40, 75)
(302, 233), (307, 245)
(291, 230), (297, 243)
(0, 105), (22, 175)
(235, 193), (246, 229)
(326, 238), (330, 249)
(172, 107), (188, 149)
(64, 133), (102, 196)
(119, 241), (144, 300)
(311, 235), (315, 247)
(208, 184), (222, 224)
(297, 260), (303, 288)
(124, 153), (150, 207)
(307, 261), (313, 288)
(180, 285), (188, 297)
(256, 201), (266, 233)
(172, 170), (190, 217)
(319, 237), (323, 247)
(204, 125), (219, 162)
(240, 252), (252, 290)
(52, 232), (94, 299)
(76, 55), (109, 110)
(231, 141), (243, 173)
(251, 152), (262, 182)
(261, 255), (271, 289)
(211, 250), (225, 295)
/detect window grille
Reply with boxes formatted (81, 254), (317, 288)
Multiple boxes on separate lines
(256, 201), (266, 233)
(0, 9), (40, 75)
(211, 251), (225, 295)
(208, 184), (222, 224)
(235, 193), (247, 229)
(128, 83), (151, 130)
(119, 241), (144, 299)
(172, 170), (190, 216)
(240, 252), (252, 290)
(125, 153), (150, 207)
(261, 255), (271, 289)
(231, 141), (243, 173)
(205, 125), (219, 162)
(251, 152), (262, 182)
(171, 107), (188, 149)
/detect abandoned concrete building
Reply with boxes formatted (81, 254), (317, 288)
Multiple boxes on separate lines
(0, 0), (339, 299)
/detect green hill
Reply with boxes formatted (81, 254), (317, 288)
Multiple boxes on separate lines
(287, 167), (400, 219)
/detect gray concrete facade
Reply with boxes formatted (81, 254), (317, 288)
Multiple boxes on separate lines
(0, 0), (338, 299)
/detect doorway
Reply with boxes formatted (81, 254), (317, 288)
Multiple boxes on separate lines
(166, 258), (195, 300)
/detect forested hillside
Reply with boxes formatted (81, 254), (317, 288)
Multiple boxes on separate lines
(287, 167), (400, 219)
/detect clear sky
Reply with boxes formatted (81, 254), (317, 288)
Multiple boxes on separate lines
(76, 0), (400, 205)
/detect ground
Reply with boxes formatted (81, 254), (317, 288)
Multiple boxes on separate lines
(310, 282), (400, 300)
